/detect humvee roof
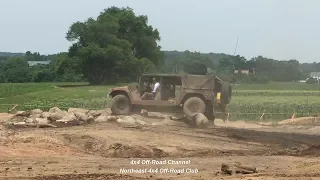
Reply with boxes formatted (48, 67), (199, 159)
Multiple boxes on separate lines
(141, 73), (223, 90)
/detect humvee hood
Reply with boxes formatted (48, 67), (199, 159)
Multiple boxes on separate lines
(109, 86), (129, 92)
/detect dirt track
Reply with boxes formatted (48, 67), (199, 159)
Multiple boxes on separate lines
(1, 113), (320, 180)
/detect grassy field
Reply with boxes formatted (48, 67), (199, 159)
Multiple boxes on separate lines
(1, 82), (320, 121)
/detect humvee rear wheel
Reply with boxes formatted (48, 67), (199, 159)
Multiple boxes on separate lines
(183, 97), (206, 117)
(221, 82), (232, 104)
(111, 94), (131, 115)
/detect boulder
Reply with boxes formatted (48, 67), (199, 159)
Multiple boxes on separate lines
(68, 108), (89, 114)
(30, 114), (41, 119)
(194, 113), (209, 128)
(56, 112), (78, 125)
(74, 112), (88, 123)
(48, 111), (68, 121)
(34, 118), (50, 125)
(101, 108), (112, 116)
(31, 109), (43, 115)
(60, 112), (77, 122)
(49, 107), (62, 113)
(41, 112), (50, 119)
(13, 122), (26, 125)
(87, 110), (102, 118)
(95, 115), (108, 122)
(25, 118), (35, 123)
(95, 115), (118, 123)
(116, 116), (137, 125)
(15, 111), (31, 117)
(136, 119), (147, 125)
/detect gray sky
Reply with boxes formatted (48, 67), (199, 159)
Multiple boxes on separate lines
(0, 0), (319, 62)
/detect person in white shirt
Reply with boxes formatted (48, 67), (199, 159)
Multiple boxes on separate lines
(141, 78), (160, 100)
(152, 81), (160, 93)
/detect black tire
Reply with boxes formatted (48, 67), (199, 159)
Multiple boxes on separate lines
(221, 82), (232, 104)
(183, 97), (206, 118)
(111, 94), (131, 115)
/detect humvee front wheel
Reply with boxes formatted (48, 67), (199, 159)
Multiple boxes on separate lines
(111, 94), (131, 115)
(183, 97), (206, 117)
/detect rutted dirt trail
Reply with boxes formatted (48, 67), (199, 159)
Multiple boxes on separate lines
(1, 112), (320, 179)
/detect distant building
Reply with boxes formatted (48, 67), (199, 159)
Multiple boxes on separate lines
(310, 72), (320, 80)
(234, 68), (255, 74)
(28, 60), (51, 66)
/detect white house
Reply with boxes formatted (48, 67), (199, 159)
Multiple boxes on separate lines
(28, 60), (51, 66)
(310, 72), (320, 80)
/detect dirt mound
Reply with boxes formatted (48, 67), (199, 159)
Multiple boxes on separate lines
(61, 134), (168, 158)
(9, 135), (63, 145)
(61, 134), (106, 153)
(107, 143), (168, 158)
(299, 144), (320, 157)
(33, 173), (156, 180)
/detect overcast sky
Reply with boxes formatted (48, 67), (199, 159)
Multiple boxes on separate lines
(0, 0), (319, 62)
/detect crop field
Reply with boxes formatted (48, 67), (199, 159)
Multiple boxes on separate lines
(1, 82), (320, 121)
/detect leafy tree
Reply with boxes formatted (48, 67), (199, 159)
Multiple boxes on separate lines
(66, 6), (163, 84)
(30, 65), (54, 82)
(3, 57), (31, 82)
(184, 61), (207, 75)
(218, 56), (235, 74)
(50, 53), (84, 82)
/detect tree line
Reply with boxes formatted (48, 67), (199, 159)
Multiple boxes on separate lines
(0, 6), (318, 84)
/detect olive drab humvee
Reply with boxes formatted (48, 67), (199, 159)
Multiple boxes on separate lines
(108, 74), (232, 120)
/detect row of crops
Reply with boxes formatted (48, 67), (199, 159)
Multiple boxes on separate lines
(233, 90), (320, 96)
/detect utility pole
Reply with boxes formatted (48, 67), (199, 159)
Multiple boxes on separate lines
(233, 36), (239, 56)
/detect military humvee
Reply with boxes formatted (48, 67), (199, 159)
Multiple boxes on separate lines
(108, 74), (232, 120)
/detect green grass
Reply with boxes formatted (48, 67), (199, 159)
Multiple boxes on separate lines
(0, 82), (125, 112)
(1, 82), (320, 121)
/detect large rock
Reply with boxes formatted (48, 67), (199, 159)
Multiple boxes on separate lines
(34, 118), (50, 125)
(116, 116), (137, 125)
(56, 112), (78, 125)
(135, 119), (147, 125)
(100, 108), (112, 116)
(48, 111), (68, 121)
(194, 113), (209, 128)
(74, 112), (88, 123)
(60, 112), (77, 122)
(95, 115), (108, 122)
(31, 109), (43, 115)
(25, 118), (35, 123)
(95, 115), (117, 123)
(68, 108), (89, 114)
(87, 110), (102, 118)
(49, 107), (62, 113)
(41, 112), (50, 119)
(30, 114), (41, 119)
(15, 111), (31, 117)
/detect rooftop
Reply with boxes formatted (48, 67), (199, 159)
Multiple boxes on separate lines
(28, 60), (51, 66)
